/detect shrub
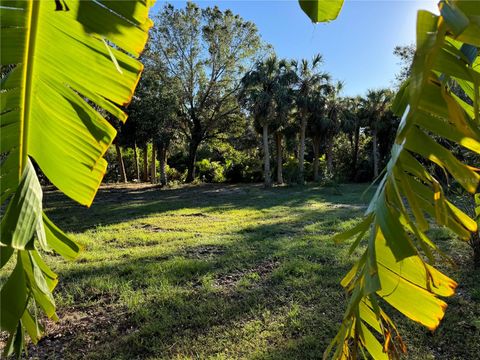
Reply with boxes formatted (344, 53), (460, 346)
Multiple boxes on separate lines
(196, 159), (226, 183)
(283, 156), (312, 184)
(224, 157), (263, 183)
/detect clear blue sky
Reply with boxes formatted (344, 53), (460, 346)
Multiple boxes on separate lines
(152, 1), (439, 97)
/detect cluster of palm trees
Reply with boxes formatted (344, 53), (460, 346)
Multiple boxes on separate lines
(240, 54), (397, 187)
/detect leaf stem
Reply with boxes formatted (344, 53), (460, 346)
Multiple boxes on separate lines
(19, 0), (41, 177)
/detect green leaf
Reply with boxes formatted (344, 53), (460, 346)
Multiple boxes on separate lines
(333, 213), (373, 243)
(43, 213), (80, 260)
(0, 254), (27, 333)
(298, 0), (344, 23)
(440, 0), (469, 36)
(0, 159), (43, 250)
(324, 0), (480, 358)
(0, 1), (154, 353)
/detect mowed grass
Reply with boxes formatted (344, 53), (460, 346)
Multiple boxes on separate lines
(8, 183), (480, 359)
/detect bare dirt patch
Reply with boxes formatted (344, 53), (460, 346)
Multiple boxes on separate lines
(214, 259), (279, 288)
(132, 223), (168, 232)
(184, 245), (226, 259)
(0, 301), (131, 360)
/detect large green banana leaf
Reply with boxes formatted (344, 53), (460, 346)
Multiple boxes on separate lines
(298, 0), (344, 23)
(300, 1), (479, 359)
(0, 0), (154, 356)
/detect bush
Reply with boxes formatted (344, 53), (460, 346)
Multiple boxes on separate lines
(165, 164), (185, 182)
(196, 159), (226, 183)
(224, 157), (263, 183)
(283, 156), (312, 184)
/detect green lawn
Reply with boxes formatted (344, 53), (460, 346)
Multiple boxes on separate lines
(11, 183), (480, 359)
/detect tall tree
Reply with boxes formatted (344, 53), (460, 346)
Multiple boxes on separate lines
(271, 60), (297, 184)
(307, 81), (343, 181)
(322, 81), (344, 175)
(341, 96), (364, 179)
(362, 89), (393, 178)
(393, 44), (415, 86)
(127, 63), (180, 186)
(239, 56), (280, 187)
(306, 85), (331, 181)
(294, 54), (329, 184)
(151, 2), (262, 182)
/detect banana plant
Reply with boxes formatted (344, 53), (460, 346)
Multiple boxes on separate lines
(0, 0), (154, 356)
(300, 0), (479, 359)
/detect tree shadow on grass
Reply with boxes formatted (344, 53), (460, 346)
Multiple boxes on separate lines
(25, 182), (480, 359)
(26, 209), (357, 359)
(43, 183), (370, 233)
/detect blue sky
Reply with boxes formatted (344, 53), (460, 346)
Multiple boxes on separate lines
(152, 1), (439, 97)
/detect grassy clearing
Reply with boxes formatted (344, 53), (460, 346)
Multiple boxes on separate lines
(4, 183), (480, 359)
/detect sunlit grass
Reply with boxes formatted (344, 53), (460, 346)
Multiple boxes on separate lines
(16, 183), (480, 359)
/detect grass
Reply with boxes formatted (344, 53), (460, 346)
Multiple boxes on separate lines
(4, 183), (480, 359)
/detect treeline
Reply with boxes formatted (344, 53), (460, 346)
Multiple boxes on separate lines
(107, 2), (400, 186)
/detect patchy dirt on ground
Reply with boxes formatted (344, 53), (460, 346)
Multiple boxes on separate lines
(184, 244), (226, 259)
(19, 302), (131, 360)
(214, 259), (280, 289)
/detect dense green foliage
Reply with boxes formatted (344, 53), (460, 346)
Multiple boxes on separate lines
(112, 2), (399, 188)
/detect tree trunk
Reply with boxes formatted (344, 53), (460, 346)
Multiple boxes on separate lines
(115, 141), (127, 183)
(158, 144), (168, 187)
(151, 142), (157, 184)
(294, 133), (300, 159)
(275, 132), (283, 184)
(352, 125), (360, 180)
(372, 126), (379, 178)
(312, 135), (321, 182)
(186, 137), (201, 183)
(326, 141), (334, 175)
(298, 116), (307, 184)
(142, 144), (149, 182)
(133, 142), (140, 181)
(262, 123), (271, 188)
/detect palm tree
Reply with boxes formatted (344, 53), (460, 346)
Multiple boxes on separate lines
(362, 89), (393, 178)
(240, 57), (297, 187)
(323, 82), (344, 175)
(271, 60), (297, 184)
(240, 56), (280, 187)
(341, 96), (364, 179)
(307, 81), (343, 181)
(294, 54), (329, 183)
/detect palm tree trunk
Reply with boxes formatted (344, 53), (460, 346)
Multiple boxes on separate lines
(262, 123), (271, 188)
(294, 133), (300, 159)
(352, 125), (360, 179)
(133, 142), (140, 181)
(313, 135), (321, 182)
(151, 142), (157, 184)
(158, 144), (167, 187)
(298, 116), (307, 184)
(372, 127), (379, 178)
(275, 132), (283, 184)
(326, 141), (334, 175)
(142, 144), (149, 182)
(115, 141), (127, 183)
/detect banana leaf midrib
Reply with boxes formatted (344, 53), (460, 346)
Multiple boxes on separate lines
(18, 1), (39, 178)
